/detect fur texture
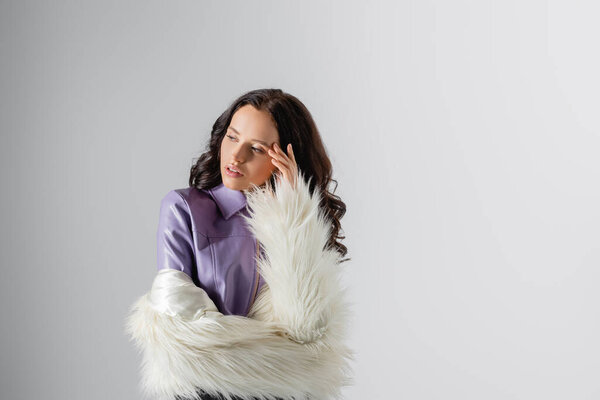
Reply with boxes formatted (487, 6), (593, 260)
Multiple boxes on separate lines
(125, 170), (354, 400)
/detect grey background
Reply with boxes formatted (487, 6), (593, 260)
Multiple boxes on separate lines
(1, 1), (599, 399)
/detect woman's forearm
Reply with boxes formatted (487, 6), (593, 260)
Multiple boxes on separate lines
(125, 269), (352, 400)
(243, 169), (350, 345)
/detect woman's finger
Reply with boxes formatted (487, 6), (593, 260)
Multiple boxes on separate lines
(271, 156), (293, 185)
(272, 160), (289, 186)
(268, 144), (289, 166)
(269, 143), (298, 188)
(287, 143), (296, 164)
(287, 144), (297, 172)
(274, 142), (288, 159)
(271, 158), (288, 175)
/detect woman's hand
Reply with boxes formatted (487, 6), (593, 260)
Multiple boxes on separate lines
(267, 143), (298, 189)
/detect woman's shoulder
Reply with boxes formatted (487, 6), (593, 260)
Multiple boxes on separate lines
(160, 187), (220, 231)
(161, 186), (210, 204)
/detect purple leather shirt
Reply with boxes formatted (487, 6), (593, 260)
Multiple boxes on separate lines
(156, 183), (266, 317)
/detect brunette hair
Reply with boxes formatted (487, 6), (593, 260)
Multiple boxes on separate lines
(189, 88), (349, 263)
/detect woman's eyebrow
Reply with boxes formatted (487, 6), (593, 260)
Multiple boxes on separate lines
(228, 126), (271, 145)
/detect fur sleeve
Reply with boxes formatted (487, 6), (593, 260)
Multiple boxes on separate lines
(241, 170), (351, 346)
(124, 170), (354, 400)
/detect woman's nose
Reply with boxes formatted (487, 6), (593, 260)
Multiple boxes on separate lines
(231, 144), (245, 162)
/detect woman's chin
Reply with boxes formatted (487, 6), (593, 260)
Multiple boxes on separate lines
(222, 177), (248, 191)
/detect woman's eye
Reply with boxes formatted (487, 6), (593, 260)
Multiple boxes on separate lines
(227, 135), (263, 153)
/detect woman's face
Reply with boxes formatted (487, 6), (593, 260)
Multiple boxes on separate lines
(220, 104), (280, 191)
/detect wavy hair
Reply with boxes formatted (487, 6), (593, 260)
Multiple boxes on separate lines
(189, 89), (349, 263)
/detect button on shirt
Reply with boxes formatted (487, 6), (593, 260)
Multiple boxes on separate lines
(156, 183), (265, 317)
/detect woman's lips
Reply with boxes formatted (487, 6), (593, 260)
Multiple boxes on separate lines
(225, 165), (243, 177)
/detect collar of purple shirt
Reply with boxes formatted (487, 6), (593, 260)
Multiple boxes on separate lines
(207, 183), (248, 220)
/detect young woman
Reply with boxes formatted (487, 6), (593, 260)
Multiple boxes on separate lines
(125, 89), (354, 400)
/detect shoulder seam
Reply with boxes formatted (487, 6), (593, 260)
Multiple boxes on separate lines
(172, 189), (208, 238)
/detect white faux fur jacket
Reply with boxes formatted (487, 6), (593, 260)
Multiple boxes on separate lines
(124, 170), (354, 400)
